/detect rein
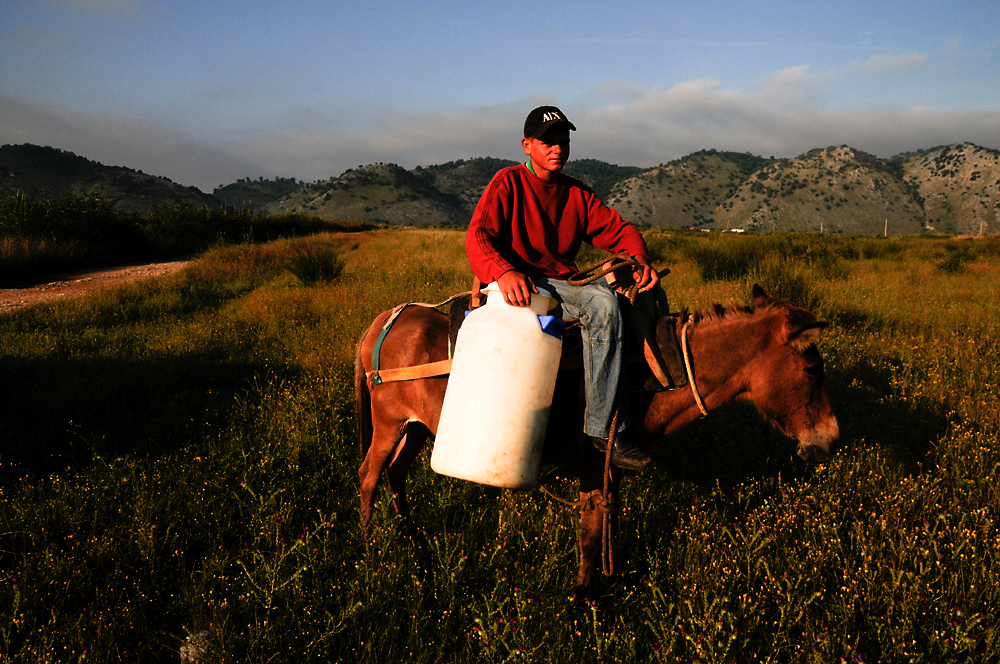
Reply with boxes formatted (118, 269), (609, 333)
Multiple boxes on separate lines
(566, 254), (643, 577)
(681, 317), (709, 418)
(552, 255), (708, 576)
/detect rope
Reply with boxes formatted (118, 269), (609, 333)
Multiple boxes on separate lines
(601, 410), (619, 576)
(565, 254), (644, 577)
(539, 485), (585, 508)
(566, 254), (639, 287)
(539, 261), (708, 579)
(681, 316), (709, 417)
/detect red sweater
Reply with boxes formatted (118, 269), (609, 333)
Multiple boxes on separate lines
(466, 164), (650, 283)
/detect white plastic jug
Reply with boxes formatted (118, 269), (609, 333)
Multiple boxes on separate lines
(430, 283), (563, 489)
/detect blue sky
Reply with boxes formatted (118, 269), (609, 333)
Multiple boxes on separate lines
(3, 0), (998, 191)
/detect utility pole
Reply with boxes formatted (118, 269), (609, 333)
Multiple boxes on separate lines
(884, 219), (888, 237)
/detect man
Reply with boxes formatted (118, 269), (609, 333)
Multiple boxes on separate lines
(466, 105), (659, 471)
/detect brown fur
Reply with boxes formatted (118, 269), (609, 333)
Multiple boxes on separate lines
(353, 285), (839, 591)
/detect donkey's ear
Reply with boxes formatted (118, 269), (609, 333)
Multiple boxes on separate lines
(752, 284), (769, 307)
(787, 321), (827, 350)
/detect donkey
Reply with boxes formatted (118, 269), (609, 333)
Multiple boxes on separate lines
(354, 285), (839, 591)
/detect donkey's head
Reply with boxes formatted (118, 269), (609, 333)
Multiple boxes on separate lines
(747, 285), (840, 463)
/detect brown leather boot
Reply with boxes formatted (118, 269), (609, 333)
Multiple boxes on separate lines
(592, 430), (651, 471)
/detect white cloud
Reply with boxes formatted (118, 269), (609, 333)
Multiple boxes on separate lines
(572, 77), (1000, 166)
(751, 65), (832, 105)
(849, 52), (927, 75)
(223, 103), (528, 182)
(587, 81), (647, 102)
(5, 66), (1000, 192)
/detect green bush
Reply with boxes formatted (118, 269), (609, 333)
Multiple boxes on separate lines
(747, 257), (817, 309)
(0, 189), (141, 245)
(687, 244), (767, 282)
(837, 236), (907, 261)
(287, 244), (345, 286)
(936, 243), (975, 274)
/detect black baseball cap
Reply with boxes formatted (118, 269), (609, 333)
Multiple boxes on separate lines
(523, 106), (576, 139)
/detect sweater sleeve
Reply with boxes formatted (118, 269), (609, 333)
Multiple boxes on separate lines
(465, 172), (516, 283)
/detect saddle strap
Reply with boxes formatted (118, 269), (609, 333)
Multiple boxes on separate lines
(628, 294), (674, 388)
(367, 359), (453, 386)
(369, 293), (467, 387)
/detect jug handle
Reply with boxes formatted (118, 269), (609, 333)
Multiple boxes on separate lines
(470, 277), (484, 310)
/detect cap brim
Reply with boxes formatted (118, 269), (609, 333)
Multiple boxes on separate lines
(528, 120), (576, 139)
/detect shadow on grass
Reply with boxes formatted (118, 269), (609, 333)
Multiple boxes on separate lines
(0, 254), (193, 290)
(0, 351), (290, 481)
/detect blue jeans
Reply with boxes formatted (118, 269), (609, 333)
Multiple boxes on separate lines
(534, 277), (629, 438)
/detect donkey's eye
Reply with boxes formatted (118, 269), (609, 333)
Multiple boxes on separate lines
(805, 364), (823, 376)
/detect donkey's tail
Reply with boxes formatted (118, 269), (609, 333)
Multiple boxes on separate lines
(354, 332), (374, 459)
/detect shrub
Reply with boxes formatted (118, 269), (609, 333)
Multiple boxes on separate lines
(686, 244), (767, 282)
(0, 190), (140, 245)
(936, 244), (975, 274)
(286, 244), (345, 286)
(747, 256), (817, 310)
(837, 236), (907, 261)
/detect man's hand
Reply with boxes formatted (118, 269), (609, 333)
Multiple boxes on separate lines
(632, 255), (660, 292)
(496, 270), (537, 307)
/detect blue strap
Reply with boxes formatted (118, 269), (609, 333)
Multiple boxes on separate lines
(370, 303), (411, 385)
(370, 329), (388, 385)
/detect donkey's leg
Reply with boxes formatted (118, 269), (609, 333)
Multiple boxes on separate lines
(575, 448), (622, 593)
(359, 418), (406, 527)
(387, 423), (429, 521)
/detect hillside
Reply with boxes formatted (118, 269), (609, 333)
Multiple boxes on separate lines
(893, 142), (1000, 234)
(411, 157), (520, 215)
(213, 176), (303, 210)
(265, 145), (999, 234)
(708, 146), (927, 234)
(607, 150), (772, 228)
(7, 141), (1000, 235)
(0, 144), (219, 212)
(265, 158), (670, 227)
(265, 162), (471, 226)
(562, 159), (647, 200)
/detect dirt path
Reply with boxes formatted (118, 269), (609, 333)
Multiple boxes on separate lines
(0, 258), (194, 313)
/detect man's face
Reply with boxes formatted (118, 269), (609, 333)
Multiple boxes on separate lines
(521, 126), (571, 178)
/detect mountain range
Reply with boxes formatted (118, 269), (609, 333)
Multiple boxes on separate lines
(3, 142), (998, 235)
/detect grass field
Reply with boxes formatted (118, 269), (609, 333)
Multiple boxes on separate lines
(1, 229), (998, 662)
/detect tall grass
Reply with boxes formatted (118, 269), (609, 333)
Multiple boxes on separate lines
(1, 229), (998, 662)
(286, 245), (346, 286)
(0, 191), (376, 282)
